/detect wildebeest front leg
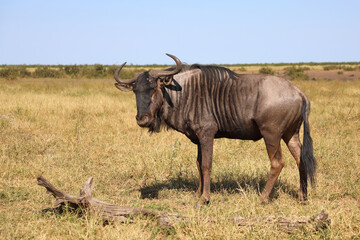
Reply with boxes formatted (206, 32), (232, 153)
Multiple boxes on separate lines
(198, 134), (214, 205)
(196, 144), (203, 197)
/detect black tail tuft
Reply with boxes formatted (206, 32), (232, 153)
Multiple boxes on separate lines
(301, 100), (317, 186)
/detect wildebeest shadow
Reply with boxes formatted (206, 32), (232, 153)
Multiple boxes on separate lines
(140, 172), (298, 200)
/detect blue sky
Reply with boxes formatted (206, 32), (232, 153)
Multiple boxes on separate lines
(1, 0), (359, 65)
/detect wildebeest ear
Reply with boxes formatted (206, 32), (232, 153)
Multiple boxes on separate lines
(157, 76), (173, 88)
(115, 83), (133, 92)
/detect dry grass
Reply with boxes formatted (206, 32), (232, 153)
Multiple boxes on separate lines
(0, 77), (359, 239)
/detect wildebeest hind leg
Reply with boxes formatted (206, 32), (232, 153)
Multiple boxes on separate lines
(260, 135), (284, 203)
(284, 134), (307, 201)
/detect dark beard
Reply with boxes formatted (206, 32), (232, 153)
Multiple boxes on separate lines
(148, 111), (163, 133)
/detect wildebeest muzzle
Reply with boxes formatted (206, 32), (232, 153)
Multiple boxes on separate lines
(136, 113), (152, 127)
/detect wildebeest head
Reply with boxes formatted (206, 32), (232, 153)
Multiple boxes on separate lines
(114, 54), (182, 132)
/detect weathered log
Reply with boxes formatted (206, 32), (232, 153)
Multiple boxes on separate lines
(37, 175), (330, 232)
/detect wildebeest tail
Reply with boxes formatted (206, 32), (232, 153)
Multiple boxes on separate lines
(301, 99), (317, 185)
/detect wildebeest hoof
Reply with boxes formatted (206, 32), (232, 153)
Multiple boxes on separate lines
(259, 197), (270, 205)
(195, 200), (210, 209)
(200, 196), (210, 205)
(297, 197), (308, 205)
(297, 193), (308, 203)
(194, 203), (204, 209)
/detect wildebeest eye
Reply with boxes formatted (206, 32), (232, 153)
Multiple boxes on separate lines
(147, 77), (156, 84)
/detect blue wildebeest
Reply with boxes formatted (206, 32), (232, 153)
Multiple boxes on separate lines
(114, 54), (316, 204)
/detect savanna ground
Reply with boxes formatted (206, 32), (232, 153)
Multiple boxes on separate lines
(0, 65), (359, 239)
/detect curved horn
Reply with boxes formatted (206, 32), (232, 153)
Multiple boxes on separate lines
(114, 62), (137, 85)
(149, 53), (182, 79)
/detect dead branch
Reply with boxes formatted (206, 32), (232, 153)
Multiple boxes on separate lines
(37, 175), (184, 224)
(232, 210), (330, 233)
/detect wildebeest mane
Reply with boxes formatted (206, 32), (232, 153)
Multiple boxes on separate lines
(189, 64), (239, 81)
(166, 64), (239, 82)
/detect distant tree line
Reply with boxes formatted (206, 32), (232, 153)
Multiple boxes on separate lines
(0, 63), (359, 80)
(0, 64), (150, 80)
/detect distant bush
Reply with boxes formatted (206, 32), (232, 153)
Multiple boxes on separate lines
(94, 64), (106, 77)
(32, 66), (63, 78)
(343, 66), (355, 71)
(0, 67), (18, 80)
(284, 66), (309, 80)
(106, 65), (118, 77)
(337, 71), (343, 75)
(259, 66), (274, 75)
(323, 65), (341, 71)
(63, 65), (80, 78)
(324, 65), (356, 71)
(0, 66), (31, 80)
(237, 66), (247, 72)
(77, 64), (107, 78)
